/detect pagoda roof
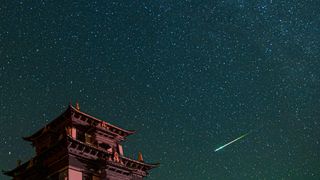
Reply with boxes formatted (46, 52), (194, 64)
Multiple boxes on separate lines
(121, 156), (160, 170)
(67, 136), (159, 171)
(23, 104), (135, 142)
(3, 160), (29, 177)
(69, 105), (135, 136)
(4, 137), (159, 177)
(22, 107), (69, 142)
(4, 137), (68, 177)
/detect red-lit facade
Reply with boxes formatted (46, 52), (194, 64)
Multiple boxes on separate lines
(4, 103), (158, 180)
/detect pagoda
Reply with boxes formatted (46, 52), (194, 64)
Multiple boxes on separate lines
(4, 103), (159, 180)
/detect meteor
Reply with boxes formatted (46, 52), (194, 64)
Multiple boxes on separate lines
(214, 132), (249, 152)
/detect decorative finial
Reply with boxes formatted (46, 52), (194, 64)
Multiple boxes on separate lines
(17, 160), (21, 167)
(75, 101), (80, 110)
(138, 152), (144, 162)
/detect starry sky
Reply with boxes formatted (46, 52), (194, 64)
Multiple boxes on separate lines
(1, 0), (320, 179)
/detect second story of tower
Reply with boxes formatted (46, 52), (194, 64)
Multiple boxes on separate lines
(23, 103), (135, 156)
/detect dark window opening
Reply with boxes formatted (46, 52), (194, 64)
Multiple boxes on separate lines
(82, 173), (92, 180)
(99, 143), (111, 150)
(76, 131), (85, 142)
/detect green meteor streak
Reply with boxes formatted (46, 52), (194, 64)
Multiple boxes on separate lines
(214, 133), (249, 152)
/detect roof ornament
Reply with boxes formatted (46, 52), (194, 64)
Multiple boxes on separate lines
(16, 160), (21, 167)
(43, 125), (49, 133)
(113, 151), (120, 163)
(27, 159), (34, 169)
(75, 101), (80, 110)
(138, 152), (144, 162)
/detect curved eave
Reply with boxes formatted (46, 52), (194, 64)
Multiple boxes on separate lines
(67, 137), (159, 171)
(70, 105), (136, 136)
(22, 128), (56, 142)
(22, 128), (44, 142)
(3, 170), (13, 176)
(3, 161), (29, 177)
(67, 135), (113, 155)
(4, 137), (67, 177)
(121, 156), (160, 170)
(22, 106), (71, 142)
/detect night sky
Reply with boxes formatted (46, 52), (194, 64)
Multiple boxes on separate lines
(1, 1), (320, 179)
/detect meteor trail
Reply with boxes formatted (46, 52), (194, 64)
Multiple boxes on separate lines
(214, 133), (249, 152)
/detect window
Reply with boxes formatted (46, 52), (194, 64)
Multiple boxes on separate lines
(82, 173), (92, 180)
(99, 143), (111, 150)
(92, 176), (100, 180)
(76, 131), (85, 142)
(59, 170), (68, 180)
(85, 133), (94, 144)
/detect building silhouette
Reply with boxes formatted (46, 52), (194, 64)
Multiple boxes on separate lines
(4, 103), (158, 180)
